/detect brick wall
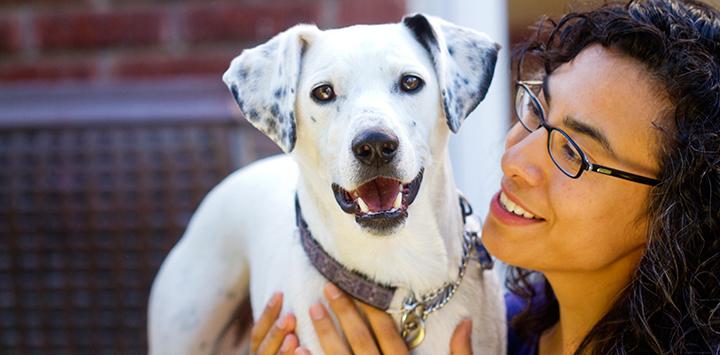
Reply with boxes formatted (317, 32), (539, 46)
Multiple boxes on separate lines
(0, 0), (406, 83)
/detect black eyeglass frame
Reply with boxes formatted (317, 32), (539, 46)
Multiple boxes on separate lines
(515, 80), (660, 186)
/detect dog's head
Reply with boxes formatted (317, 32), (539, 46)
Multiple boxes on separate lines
(223, 14), (498, 236)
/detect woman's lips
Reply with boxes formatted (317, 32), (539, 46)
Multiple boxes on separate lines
(489, 191), (544, 226)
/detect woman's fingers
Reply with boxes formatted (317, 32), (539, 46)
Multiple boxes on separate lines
(323, 283), (381, 355)
(355, 301), (409, 355)
(256, 313), (296, 355)
(278, 334), (299, 355)
(250, 292), (284, 353)
(449, 319), (473, 355)
(308, 302), (352, 355)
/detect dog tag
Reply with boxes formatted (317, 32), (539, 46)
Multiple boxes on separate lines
(400, 304), (426, 349)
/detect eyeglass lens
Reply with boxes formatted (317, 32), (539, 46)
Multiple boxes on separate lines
(515, 86), (584, 178)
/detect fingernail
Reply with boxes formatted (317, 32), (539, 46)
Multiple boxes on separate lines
(463, 319), (473, 337)
(275, 314), (289, 330)
(309, 303), (325, 320)
(268, 292), (282, 308)
(294, 347), (310, 355)
(280, 335), (293, 352)
(324, 282), (342, 300)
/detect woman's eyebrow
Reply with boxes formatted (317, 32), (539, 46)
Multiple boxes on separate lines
(544, 75), (616, 157)
(563, 116), (617, 157)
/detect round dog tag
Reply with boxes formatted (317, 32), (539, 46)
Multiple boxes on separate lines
(400, 305), (426, 349)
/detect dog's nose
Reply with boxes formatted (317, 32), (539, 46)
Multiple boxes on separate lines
(352, 130), (399, 167)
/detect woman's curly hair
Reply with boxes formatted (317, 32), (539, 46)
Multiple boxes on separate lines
(508, 0), (720, 353)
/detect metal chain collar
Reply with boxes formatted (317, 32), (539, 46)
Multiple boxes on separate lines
(399, 195), (494, 348)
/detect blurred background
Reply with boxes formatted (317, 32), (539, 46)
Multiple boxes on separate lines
(0, 0), (695, 354)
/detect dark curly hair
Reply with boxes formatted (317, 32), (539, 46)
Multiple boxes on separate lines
(508, 0), (720, 353)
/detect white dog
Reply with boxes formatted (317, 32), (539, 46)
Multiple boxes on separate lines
(148, 14), (505, 355)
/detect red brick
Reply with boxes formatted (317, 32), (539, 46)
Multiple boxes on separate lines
(36, 10), (164, 51)
(338, 0), (406, 26)
(0, 59), (97, 81)
(184, 2), (321, 44)
(110, 52), (234, 79)
(0, 17), (21, 54)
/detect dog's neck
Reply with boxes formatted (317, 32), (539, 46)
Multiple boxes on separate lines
(294, 152), (465, 294)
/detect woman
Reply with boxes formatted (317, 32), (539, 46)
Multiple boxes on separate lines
(250, 0), (720, 353)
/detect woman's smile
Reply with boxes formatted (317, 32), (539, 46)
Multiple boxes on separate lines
(489, 188), (545, 226)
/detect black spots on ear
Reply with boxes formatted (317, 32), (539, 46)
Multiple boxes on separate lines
(411, 120), (417, 127)
(238, 67), (249, 80)
(246, 109), (260, 122)
(230, 85), (245, 110)
(266, 118), (278, 136)
(477, 50), (498, 102)
(448, 46), (455, 56)
(273, 87), (288, 99)
(403, 14), (439, 57)
(310, 115), (317, 123)
(454, 95), (465, 117)
(444, 104), (456, 132)
(270, 103), (280, 117)
(445, 89), (454, 106)
(286, 126), (297, 148)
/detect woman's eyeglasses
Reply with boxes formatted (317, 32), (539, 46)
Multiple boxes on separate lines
(514, 80), (660, 186)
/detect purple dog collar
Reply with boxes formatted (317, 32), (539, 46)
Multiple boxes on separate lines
(294, 193), (493, 311)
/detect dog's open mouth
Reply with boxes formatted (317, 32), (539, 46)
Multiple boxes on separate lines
(332, 169), (424, 234)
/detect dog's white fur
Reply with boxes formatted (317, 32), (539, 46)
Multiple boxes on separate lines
(148, 14), (505, 354)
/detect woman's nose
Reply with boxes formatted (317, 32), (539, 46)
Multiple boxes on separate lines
(501, 122), (547, 187)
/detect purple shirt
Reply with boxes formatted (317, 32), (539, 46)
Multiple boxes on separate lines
(506, 289), (542, 355)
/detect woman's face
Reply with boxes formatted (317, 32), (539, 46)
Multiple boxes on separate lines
(483, 45), (668, 272)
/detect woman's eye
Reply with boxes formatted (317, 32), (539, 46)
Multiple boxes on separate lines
(561, 144), (582, 163)
(400, 75), (424, 93)
(311, 84), (336, 102)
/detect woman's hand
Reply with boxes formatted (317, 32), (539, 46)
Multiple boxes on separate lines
(249, 292), (299, 355)
(299, 282), (474, 355)
(299, 282), (409, 354)
(249, 285), (474, 354)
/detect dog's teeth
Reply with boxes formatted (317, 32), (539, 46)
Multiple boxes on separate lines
(393, 191), (402, 209)
(357, 197), (369, 213)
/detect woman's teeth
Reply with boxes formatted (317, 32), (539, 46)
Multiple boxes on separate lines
(499, 192), (537, 219)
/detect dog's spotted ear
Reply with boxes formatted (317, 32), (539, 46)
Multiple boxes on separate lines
(403, 14), (499, 133)
(223, 24), (320, 153)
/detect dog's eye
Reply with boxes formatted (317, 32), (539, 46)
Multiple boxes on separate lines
(400, 75), (424, 93)
(311, 84), (336, 102)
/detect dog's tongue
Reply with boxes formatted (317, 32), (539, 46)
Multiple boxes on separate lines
(357, 177), (400, 212)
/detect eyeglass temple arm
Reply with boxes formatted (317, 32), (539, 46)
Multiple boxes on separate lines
(587, 163), (660, 186)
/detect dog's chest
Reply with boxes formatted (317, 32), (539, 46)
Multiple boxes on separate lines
(251, 240), (505, 355)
